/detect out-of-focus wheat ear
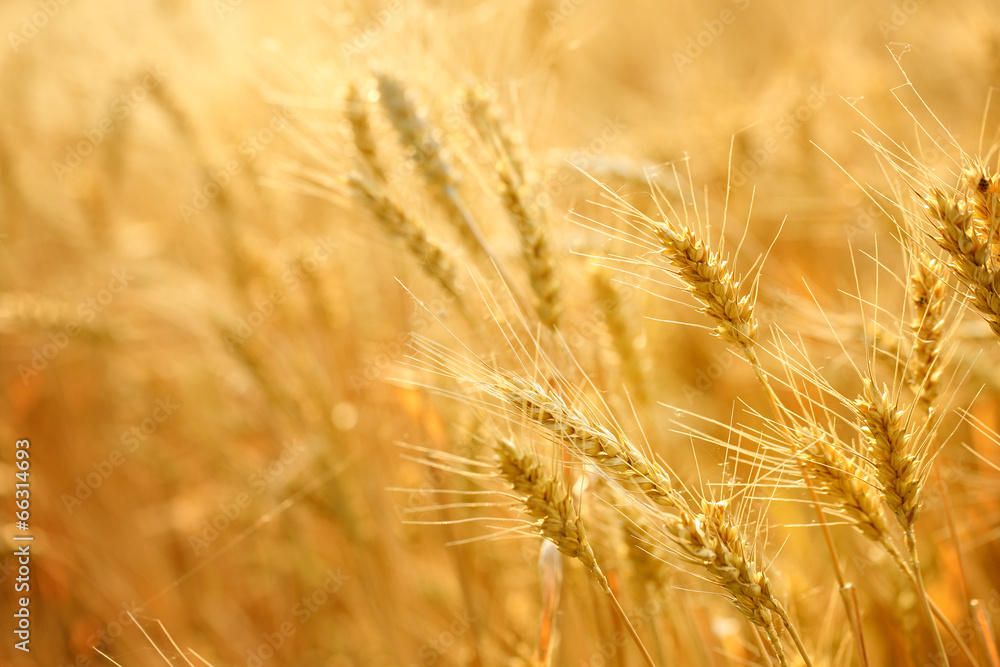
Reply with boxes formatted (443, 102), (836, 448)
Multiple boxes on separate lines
(590, 265), (648, 403)
(925, 188), (1000, 337)
(854, 379), (922, 531)
(500, 168), (561, 329)
(345, 82), (386, 184)
(621, 504), (671, 594)
(374, 71), (479, 247)
(492, 374), (682, 509)
(374, 70), (529, 315)
(654, 222), (759, 354)
(906, 254), (948, 414)
(347, 173), (465, 308)
(465, 85), (562, 329)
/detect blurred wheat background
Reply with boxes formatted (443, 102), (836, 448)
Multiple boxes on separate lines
(1, 0), (999, 666)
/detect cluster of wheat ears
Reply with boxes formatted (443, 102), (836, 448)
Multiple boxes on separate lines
(281, 63), (1000, 667)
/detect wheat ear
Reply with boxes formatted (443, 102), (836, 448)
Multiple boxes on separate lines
(925, 189), (1000, 337)
(347, 174), (464, 307)
(494, 437), (655, 667)
(854, 379), (922, 531)
(492, 374), (681, 508)
(654, 222), (758, 353)
(906, 254), (948, 413)
(854, 379), (949, 664)
(591, 266), (648, 403)
(375, 70), (530, 315)
(345, 82), (387, 184)
(664, 501), (802, 667)
(794, 426), (899, 552)
(465, 86), (562, 329)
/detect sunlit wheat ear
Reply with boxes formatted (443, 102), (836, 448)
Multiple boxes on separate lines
(961, 159), (1000, 239)
(345, 82), (386, 184)
(905, 254), (948, 413)
(464, 85), (562, 329)
(347, 174), (464, 305)
(854, 379), (923, 531)
(653, 222), (759, 353)
(924, 188), (1000, 337)
(663, 501), (791, 666)
(489, 374), (682, 509)
(793, 425), (899, 552)
(494, 437), (610, 592)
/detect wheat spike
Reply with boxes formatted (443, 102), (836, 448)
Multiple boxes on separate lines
(494, 437), (610, 592)
(654, 222), (758, 352)
(347, 173), (463, 305)
(345, 82), (387, 184)
(465, 86), (562, 329)
(906, 254), (947, 412)
(664, 500), (791, 666)
(925, 188), (1000, 337)
(491, 374), (681, 508)
(855, 379), (922, 531)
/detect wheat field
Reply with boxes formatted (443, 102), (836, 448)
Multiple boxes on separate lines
(1, 1), (999, 666)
